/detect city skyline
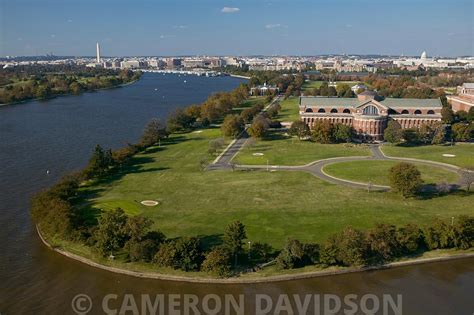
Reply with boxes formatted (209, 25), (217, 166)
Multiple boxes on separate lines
(1, 0), (473, 57)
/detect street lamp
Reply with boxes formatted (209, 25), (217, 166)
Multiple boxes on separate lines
(248, 241), (251, 259)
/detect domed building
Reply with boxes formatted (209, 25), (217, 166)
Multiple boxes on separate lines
(299, 92), (442, 141)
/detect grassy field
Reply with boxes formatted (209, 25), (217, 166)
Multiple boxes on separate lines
(78, 128), (474, 249)
(381, 143), (474, 169)
(302, 80), (362, 90)
(324, 160), (459, 186)
(277, 97), (300, 122)
(233, 130), (370, 165)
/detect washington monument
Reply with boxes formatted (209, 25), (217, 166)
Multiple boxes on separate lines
(96, 42), (101, 63)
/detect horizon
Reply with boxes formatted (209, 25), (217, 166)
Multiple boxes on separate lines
(1, 0), (473, 57)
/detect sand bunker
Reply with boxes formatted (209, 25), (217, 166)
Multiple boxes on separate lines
(141, 200), (159, 206)
(442, 154), (456, 157)
(253, 153), (264, 156)
(193, 130), (203, 133)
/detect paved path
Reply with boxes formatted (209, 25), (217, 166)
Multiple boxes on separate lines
(207, 96), (282, 171)
(235, 145), (461, 191)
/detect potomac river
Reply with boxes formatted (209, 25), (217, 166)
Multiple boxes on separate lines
(0, 73), (473, 314)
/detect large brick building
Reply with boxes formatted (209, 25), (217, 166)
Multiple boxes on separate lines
(446, 83), (474, 113)
(299, 92), (442, 140)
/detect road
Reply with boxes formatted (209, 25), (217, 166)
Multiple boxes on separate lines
(206, 95), (282, 171)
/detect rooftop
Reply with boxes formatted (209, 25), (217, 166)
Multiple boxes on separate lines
(299, 96), (442, 109)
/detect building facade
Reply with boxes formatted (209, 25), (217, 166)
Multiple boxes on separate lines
(447, 83), (474, 112)
(299, 92), (442, 140)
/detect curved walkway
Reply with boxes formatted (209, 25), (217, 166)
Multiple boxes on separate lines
(235, 145), (461, 191)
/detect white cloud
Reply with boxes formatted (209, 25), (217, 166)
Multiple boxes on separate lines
(173, 25), (187, 29)
(221, 7), (240, 13)
(159, 34), (175, 39)
(345, 24), (353, 28)
(50, 34), (56, 38)
(67, 19), (73, 23)
(265, 24), (287, 29)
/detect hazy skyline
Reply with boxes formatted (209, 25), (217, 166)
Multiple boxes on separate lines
(1, 0), (473, 57)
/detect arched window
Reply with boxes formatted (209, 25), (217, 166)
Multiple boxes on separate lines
(318, 108), (326, 113)
(305, 108), (313, 113)
(343, 109), (350, 114)
(401, 109), (409, 114)
(330, 108), (338, 113)
(427, 110), (435, 114)
(414, 109), (422, 115)
(362, 105), (379, 115)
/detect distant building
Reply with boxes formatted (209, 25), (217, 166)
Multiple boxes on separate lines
(446, 83), (474, 112)
(120, 60), (140, 69)
(250, 83), (279, 96)
(96, 42), (101, 64)
(299, 92), (442, 140)
(351, 84), (367, 93)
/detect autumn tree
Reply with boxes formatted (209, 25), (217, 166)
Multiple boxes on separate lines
(388, 162), (423, 197)
(288, 120), (310, 140)
(221, 115), (244, 138)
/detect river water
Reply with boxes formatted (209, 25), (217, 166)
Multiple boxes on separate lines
(0, 73), (473, 314)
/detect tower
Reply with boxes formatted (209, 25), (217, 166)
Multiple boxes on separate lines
(96, 42), (101, 63)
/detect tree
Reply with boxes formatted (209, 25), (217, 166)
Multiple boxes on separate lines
(86, 144), (112, 177)
(388, 162), (423, 197)
(319, 235), (339, 266)
(208, 138), (225, 155)
(276, 239), (305, 269)
(221, 115), (244, 138)
(201, 246), (232, 277)
(223, 221), (247, 265)
(458, 168), (474, 192)
(424, 219), (453, 250)
(396, 224), (425, 254)
(154, 242), (177, 267)
(124, 215), (153, 242)
(333, 123), (353, 143)
(249, 242), (274, 262)
(94, 208), (128, 256)
(288, 120), (310, 140)
(140, 118), (167, 147)
(431, 123), (446, 144)
(467, 107), (474, 122)
(311, 120), (334, 144)
(336, 227), (368, 266)
(167, 109), (194, 133)
(248, 119), (268, 139)
(441, 106), (455, 124)
(240, 107), (256, 124)
(402, 128), (420, 145)
(452, 216), (474, 250)
(384, 120), (403, 143)
(452, 123), (473, 142)
(366, 224), (401, 262)
(173, 237), (203, 271)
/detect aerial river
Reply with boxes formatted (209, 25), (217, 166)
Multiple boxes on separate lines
(1, 73), (473, 314)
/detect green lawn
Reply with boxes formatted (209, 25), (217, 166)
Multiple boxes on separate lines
(302, 80), (325, 89)
(381, 143), (474, 169)
(277, 97), (300, 122)
(78, 128), (474, 249)
(324, 160), (459, 186)
(233, 131), (370, 165)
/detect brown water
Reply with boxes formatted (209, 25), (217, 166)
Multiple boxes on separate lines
(1, 73), (473, 315)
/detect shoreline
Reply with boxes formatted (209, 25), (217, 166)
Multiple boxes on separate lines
(37, 225), (474, 284)
(227, 73), (251, 80)
(0, 77), (140, 107)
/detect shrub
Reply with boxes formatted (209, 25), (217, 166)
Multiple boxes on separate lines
(221, 115), (245, 138)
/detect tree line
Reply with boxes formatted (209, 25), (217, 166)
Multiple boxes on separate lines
(0, 65), (141, 104)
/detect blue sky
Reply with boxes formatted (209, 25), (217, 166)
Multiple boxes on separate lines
(1, 0), (473, 57)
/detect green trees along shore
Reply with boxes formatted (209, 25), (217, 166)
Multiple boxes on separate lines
(0, 65), (141, 104)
